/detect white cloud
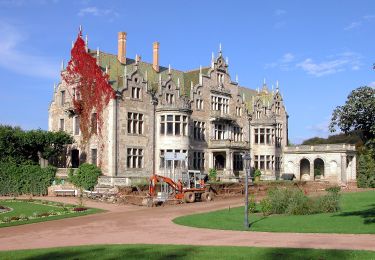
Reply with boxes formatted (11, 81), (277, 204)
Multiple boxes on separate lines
(281, 53), (294, 63)
(265, 52), (295, 70)
(344, 14), (375, 30)
(274, 9), (286, 16)
(306, 118), (330, 137)
(296, 52), (361, 77)
(368, 82), (375, 87)
(0, 21), (59, 79)
(78, 6), (118, 18)
(344, 21), (361, 30)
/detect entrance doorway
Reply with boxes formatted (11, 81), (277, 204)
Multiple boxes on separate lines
(214, 153), (226, 170)
(71, 149), (79, 168)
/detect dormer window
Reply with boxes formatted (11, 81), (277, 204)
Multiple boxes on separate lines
(166, 93), (174, 104)
(132, 86), (141, 99)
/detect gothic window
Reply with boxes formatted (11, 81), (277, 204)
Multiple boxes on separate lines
(233, 127), (243, 142)
(193, 121), (206, 141)
(128, 112), (144, 135)
(91, 149), (97, 166)
(192, 151), (205, 170)
(266, 128), (271, 144)
(260, 129), (265, 144)
(214, 123), (225, 140)
(160, 114), (188, 136)
(60, 90), (65, 106)
(254, 128), (259, 144)
(74, 116), (80, 135)
(196, 99), (203, 110)
(233, 153), (243, 171)
(59, 118), (65, 131)
(236, 107), (242, 117)
(127, 148), (143, 169)
(91, 113), (97, 134)
(211, 95), (229, 114)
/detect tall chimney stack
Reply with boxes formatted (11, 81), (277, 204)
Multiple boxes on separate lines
(118, 32), (127, 64)
(153, 41), (159, 72)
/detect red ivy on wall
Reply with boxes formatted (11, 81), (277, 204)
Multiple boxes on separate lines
(62, 30), (115, 144)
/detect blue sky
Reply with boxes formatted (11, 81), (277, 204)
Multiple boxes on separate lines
(0, 0), (374, 144)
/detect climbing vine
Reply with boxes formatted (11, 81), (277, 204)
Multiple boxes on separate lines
(62, 30), (115, 144)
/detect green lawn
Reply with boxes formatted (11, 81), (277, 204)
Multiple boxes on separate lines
(0, 200), (103, 228)
(173, 191), (375, 234)
(0, 244), (374, 260)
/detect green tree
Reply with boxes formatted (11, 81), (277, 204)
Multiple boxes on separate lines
(68, 163), (101, 191)
(357, 151), (375, 188)
(329, 86), (375, 143)
(0, 125), (73, 164)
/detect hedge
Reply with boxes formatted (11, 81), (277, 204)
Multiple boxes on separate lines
(0, 161), (56, 196)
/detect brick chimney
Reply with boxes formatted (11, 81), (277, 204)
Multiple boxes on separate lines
(118, 32), (127, 64)
(153, 41), (159, 72)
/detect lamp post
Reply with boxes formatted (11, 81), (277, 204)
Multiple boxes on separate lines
(242, 152), (251, 228)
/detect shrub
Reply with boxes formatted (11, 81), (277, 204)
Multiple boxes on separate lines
(11, 216), (20, 221)
(325, 186), (341, 193)
(68, 163), (101, 191)
(260, 198), (272, 216)
(2, 216), (11, 223)
(208, 168), (217, 181)
(19, 214), (28, 220)
(318, 190), (341, 213)
(32, 212), (39, 218)
(262, 187), (341, 215)
(267, 188), (293, 214)
(285, 190), (310, 215)
(248, 195), (256, 213)
(254, 169), (262, 178)
(0, 161), (56, 196)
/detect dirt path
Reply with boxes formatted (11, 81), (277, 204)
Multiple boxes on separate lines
(0, 196), (374, 251)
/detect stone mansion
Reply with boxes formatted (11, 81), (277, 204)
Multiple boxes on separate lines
(48, 30), (357, 185)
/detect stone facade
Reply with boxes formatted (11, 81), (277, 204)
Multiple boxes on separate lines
(48, 31), (356, 185)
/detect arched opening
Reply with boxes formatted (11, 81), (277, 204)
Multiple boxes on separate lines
(300, 158), (310, 180)
(314, 158), (325, 180)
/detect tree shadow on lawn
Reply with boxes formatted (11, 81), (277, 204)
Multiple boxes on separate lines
(22, 246), (195, 260)
(335, 204), (375, 224)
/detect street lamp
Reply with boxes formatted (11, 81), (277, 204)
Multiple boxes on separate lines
(242, 152), (251, 228)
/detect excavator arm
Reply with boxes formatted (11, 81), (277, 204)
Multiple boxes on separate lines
(149, 174), (183, 196)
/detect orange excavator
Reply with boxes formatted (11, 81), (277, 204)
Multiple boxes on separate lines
(146, 172), (213, 205)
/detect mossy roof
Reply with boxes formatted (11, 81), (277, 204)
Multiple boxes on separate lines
(89, 49), (272, 104)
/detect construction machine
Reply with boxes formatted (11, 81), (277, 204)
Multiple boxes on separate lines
(145, 171), (213, 205)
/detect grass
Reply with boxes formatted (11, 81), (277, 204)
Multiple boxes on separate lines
(0, 199), (103, 228)
(173, 191), (375, 234)
(0, 244), (374, 260)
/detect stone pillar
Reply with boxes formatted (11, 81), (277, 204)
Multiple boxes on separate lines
(225, 150), (232, 176)
(341, 154), (347, 183)
(310, 159), (314, 181)
(351, 155), (357, 181)
(208, 152), (214, 169)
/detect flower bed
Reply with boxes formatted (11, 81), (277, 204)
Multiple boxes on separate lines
(0, 199), (95, 227)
